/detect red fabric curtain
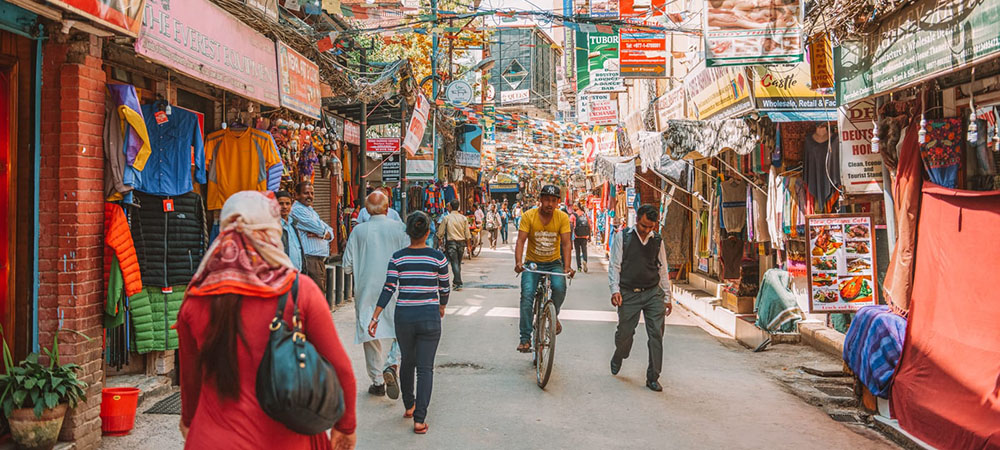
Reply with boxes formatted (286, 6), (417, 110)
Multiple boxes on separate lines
(890, 183), (1000, 449)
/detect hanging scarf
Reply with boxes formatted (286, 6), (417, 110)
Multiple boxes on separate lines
(187, 191), (296, 298)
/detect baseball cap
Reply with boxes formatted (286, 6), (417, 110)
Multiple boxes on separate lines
(540, 185), (561, 198)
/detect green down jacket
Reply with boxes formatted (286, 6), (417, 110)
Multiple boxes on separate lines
(130, 285), (185, 354)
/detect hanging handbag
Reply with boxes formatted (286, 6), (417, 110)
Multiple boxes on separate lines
(256, 275), (345, 435)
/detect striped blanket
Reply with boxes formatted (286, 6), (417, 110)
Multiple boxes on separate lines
(843, 305), (907, 398)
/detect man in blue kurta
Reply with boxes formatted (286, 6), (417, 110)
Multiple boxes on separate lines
(343, 191), (410, 399)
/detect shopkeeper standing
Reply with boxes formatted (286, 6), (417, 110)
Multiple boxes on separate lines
(291, 181), (334, 294)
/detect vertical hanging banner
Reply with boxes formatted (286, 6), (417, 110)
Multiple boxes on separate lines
(402, 93), (430, 157)
(276, 41), (321, 119)
(808, 34), (834, 89)
(619, 0), (668, 78)
(703, 0), (804, 67)
(406, 119), (436, 180)
(575, 31), (625, 93)
(838, 100), (884, 194)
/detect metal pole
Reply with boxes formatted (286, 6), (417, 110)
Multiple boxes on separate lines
(431, 0), (440, 182)
(358, 46), (368, 205)
(400, 101), (408, 217)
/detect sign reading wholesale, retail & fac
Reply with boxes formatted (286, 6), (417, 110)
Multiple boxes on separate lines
(277, 41), (321, 119)
(136, 0), (280, 106)
(752, 62), (836, 111)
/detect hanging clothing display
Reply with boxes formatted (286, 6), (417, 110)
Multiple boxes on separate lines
(104, 84), (152, 201)
(720, 178), (747, 232)
(130, 191), (207, 287)
(802, 132), (840, 213)
(129, 285), (186, 354)
(720, 235), (744, 279)
(766, 167), (786, 250)
(919, 118), (963, 188)
(205, 128), (283, 210)
(884, 118), (921, 315)
(748, 185), (768, 243)
(136, 102), (206, 197)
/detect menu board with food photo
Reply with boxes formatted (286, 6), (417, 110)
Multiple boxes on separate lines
(806, 214), (878, 313)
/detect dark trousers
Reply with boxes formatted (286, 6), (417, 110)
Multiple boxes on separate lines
(613, 287), (666, 382)
(499, 221), (509, 243)
(396, 318), (442, 424)
(304, 256), (327, 295)
(445, 240), (465, 286)
(574, 237), (589, 268)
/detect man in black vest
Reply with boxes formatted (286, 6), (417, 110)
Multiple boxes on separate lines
(608, 204), (672, 392)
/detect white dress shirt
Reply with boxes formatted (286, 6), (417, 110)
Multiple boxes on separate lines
(608, 227), (671, 295)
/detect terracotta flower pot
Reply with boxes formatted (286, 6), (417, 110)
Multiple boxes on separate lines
(6, 403), (68, 450)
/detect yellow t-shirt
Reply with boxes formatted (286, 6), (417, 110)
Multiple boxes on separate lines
(204, 128), (282, 210)
(519, 208), (571, 263)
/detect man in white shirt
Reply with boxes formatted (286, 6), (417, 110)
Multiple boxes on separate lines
(607, 204), (672, 392)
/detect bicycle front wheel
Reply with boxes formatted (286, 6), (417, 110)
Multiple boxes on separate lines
(535, 301), (557, 389)
(472, 236), (483, 257)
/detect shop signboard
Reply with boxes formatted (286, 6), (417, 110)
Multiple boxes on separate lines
(500, 89), (530, 104)
(835, 0), (1000, 104)
(806, 214), (879, 313)
(344, 121), (360, 146)
(618, 0), (667, 78)
(585, 94), (618, 125)
(588, 0), (617, 18)
(809, 34), (834, 89)
(366, 137), (399, 154)
(575, 31), (625, 93)
(277, 41), (321, 119)
(45, 0), (145, 35)
(406, 120), (436, 181)
(684, 63), (753, 120)
(838, 100), (884, 194)
(445, 80), (474, 107)
(135, 0), (280, 106)
(752, 62), (836, 111)
(457, 124), (482, 168)
(402, 93), (430, 157)
(703, 0), (804, 67)
(655, 86), (685, 131)
(381, 153), (401, 183)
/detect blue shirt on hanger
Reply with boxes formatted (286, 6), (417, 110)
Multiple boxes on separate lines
(136, 103), (206, 196)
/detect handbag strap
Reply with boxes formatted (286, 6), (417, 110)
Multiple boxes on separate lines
(270, 274), (300, 330)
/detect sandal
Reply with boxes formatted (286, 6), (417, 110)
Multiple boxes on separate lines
(404, 406), (415, 418)
(414, 423), (428, 434)
(556, 320), (562, 335)
(516, 342), (531, 353)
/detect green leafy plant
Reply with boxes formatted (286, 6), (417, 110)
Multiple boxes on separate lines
(0, 329), (88, 418)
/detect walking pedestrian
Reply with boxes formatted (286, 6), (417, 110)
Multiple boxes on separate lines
(513, 202), (523, 228)
(343, 191), (410, 398)
(607, 204), (672, 392)
(570, 204), (592, 273)
(436, 200), (472, 291)
(369, 212), (449, 435)
(499, 202), (510, 244)
(177, 191), (357, 449)
(290, 181), (334, 295)
(485, 204), (501, 249)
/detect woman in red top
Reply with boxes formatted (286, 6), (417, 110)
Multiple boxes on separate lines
(177, 191), (357, 450)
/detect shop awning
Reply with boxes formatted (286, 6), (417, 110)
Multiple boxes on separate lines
(662, 119), (757, 160)
(765, 110), (838, 122)
(594, 155), (636, 187)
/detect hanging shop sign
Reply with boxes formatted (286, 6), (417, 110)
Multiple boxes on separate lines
(382, 153), (401, 183)
(655, 86), (685, 131)
(446, 80), (475, 107)
(585, 94), (618, 125)
(500, 89), (530, 105)
(835, 0), (1000, 104)
(589, 0), (617, 18)
(618, 30), (668, 78)
(752, 62), (836, 112)
(277, 41), (321, 119)
(838, 100), (884, 194)
(344, 121), (360, 146)
(808, 34), (834, 90)
(46, 0), (145, 35)
(489, 183), (519, 193)
(703, 0), (804, 67)
(457, 124), (482, 168)
(684, 63), (753, 121)
(135, 0), (280, 106)
(366, 137), (400, 154)
(402, 93), (430, 157)
(806, 214), (879, 313)
(575, 31), (625, 93)
(406, 119), (435, 180)
(245, 0), (277, 21)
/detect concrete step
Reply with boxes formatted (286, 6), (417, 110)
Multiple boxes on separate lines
(105, 375), (173, 408)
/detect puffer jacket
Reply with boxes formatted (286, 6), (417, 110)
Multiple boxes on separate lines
(130, 191), (207, 287)
(130, 285), (185, 354)
(104, 203), (142, 296)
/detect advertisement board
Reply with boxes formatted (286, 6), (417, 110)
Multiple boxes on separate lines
(366, 138), (400, 154)
(135, 0), (280, 106)
(585, 94), (618, 125)
(575, 31), (625, 93)
(588, 0), (617, 18)
(382, 153), (401, 183)
(618, 31), (668, 78)
(703, 0), (804, 67)
(752, 62), (836, 111)
(47, 0), (145, 35)
(838, 100), (884, 194)
(655, 86), (685, 131)
(500, 89), (530, 104)
(344, 121), (360, 146)
(402, 93), (430, 157)
(277, 41), (321, 119)
(806, 214), (879, 313)
(684, 64), (753, 120)
(457, 124), (482, 168)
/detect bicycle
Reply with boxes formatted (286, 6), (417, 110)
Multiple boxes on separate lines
(519, 263), (569, 389)
(467, 227), (483, 258)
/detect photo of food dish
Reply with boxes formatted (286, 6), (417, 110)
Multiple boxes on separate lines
(812, 272), (835, 287)
(839, 276), (874, 303)
(813, 288), (838, 304)
(845, 224), (871, 239)
(846, 256), (872, 274)
(811, 256), (837, 271)
(706, 0), (801, 31)
(846, 241), (871, 255)
(810, 226), (842, 256)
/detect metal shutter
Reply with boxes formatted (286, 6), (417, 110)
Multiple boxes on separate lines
(313, 176), (332, 225)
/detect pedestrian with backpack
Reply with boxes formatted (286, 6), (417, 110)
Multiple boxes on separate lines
(570, 204), (592, 272)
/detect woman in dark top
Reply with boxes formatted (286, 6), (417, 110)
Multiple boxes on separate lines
(369, 211), (449, 434)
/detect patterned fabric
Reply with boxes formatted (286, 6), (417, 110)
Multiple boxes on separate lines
(754, 269), (802, 333)
(920, 119), (962, 188)
(843, 305), (907, 398)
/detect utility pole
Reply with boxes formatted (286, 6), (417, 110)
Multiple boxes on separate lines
(358, 44), (368, 206)
(399, 100), (408, 217)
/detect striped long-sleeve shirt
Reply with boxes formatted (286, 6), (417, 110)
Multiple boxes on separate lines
(377, 247), (450, 322)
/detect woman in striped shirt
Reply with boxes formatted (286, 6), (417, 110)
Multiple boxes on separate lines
(368, 211), (449, 434)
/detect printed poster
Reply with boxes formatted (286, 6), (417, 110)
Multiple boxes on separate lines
(575, 31), (625, 93)
(806, 214), (879, 313)
(703, 0), (804, 67)
(589, 0), (617, 18)
(838, 100), (884, 194)
(618, 0), (668, 78)
(683, 63), (753, 120)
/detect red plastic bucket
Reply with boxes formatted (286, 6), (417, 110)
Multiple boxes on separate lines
(100, 387), (141, 436)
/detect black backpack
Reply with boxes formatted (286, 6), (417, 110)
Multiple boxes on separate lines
(574, 213), (591, 236)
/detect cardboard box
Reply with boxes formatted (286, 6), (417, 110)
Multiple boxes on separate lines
(722, 291), (755, 314)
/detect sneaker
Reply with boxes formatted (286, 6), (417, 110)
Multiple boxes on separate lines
(383, 367), (400, 400)
(368, 383), (386, 396)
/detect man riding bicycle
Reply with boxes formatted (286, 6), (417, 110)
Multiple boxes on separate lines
(514, 185), (575, 353)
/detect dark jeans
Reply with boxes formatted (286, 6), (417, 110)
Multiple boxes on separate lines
(519, 260), (567, 343)
(574, 237), (589, 268)
(445, 240), (465, 286)
(499, 221), (509, 243)
(396, 318), (442, 424)
(613, 287), (666, 382)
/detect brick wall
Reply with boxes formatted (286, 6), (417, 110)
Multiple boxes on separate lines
(38, 31), (106, 450)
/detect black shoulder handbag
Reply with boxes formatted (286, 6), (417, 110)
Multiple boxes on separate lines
(256, 275), (345, 435)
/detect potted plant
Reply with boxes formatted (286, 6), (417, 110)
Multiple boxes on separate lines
(0, 331), (87, 450)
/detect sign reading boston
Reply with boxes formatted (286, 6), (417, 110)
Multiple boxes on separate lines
(136, 0), (280, 107)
